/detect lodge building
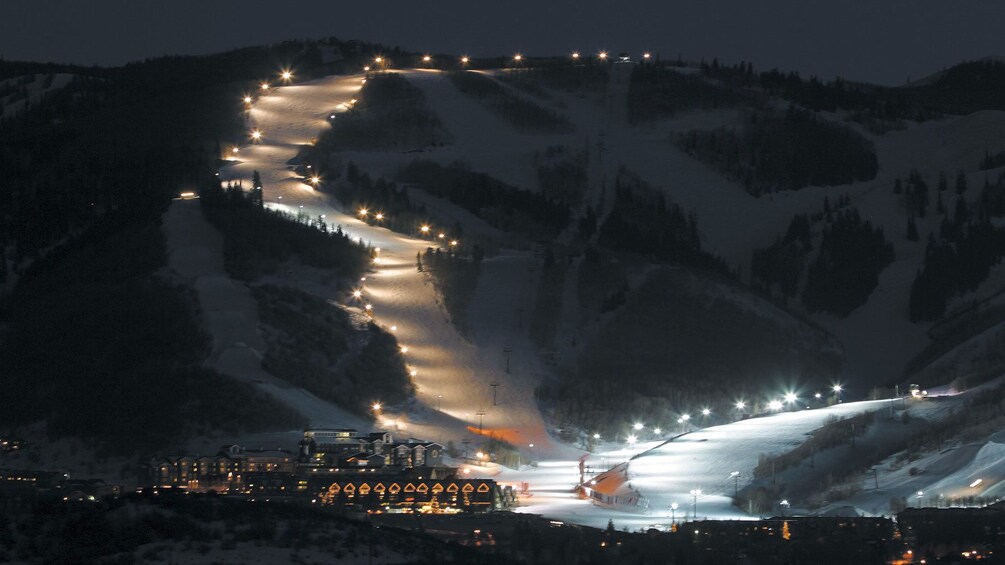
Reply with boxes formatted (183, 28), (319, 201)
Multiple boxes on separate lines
(145, 429), (502, 512)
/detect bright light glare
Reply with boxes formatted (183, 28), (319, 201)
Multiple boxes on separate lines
(352, 290), (362, 298)
(653, 427), (662, 435)
(701, 408), (711, 416)
(281, 70), (292, 80)
(422, 55), (431, 62)
(643, 52), (652, 59)
(374, 56), (383, 63)
(250, 130), (262, 140)
(513, 54), (523, 61)
(626, 435), (637, 445)
(735, 401), (746, 409)
(260, 83), (270, 90)
(375, 213), (384, 220)
(309, 176), (320, 184)
(400, 346), (409, 353)
(372, 402), (381, 411)
(571, 52), (580, 59)
(681, 414), (690, 421)
(633, 422), (644, 430)
(231, 147), (239, 154)
(598, 51), (608, 60)
(970, 479), (983, 488)
(784, 392), (798, 403)
(358, 208), (368, 216)
(769, 400), (783, 411)
(243, 96), (252, 103)
(409, 369), (417, 377)
(420, 225), (430, 233)
(364, 303), (373, 311)
(833, 384), (843, 393)
(460, 56), (470, 64)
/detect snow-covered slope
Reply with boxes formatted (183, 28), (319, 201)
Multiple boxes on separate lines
(222, 73), (580, 459)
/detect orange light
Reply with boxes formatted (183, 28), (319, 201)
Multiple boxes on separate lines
(260, 82), (270, 90)
(460, 56), (470, 64)
(243, 95), (252, 103)
(281, 70), (292, 80)
(513, 54), (523, 62)
(598, 51), (608, 60)
(422, 55), (431, 62)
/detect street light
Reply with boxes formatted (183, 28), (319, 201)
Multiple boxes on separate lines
(513, 53), (523, 62)
(670, 502), (678, 524)
(250, 129), (262, 141)
(701, 408), (711, 417)
(400, 346), (409, 354)
(358, 208), (368, 217)
(653, 427), (662, 435)
(571, 51), (580, 60)
(633, 422), (644, 431)
(780, 499), (790, 517)
(690, 489), (702, 519)
(768, 400), (783, 411)
(281, 70), (293, 81)
(352, 290), (363, 299)
(460, 56), (470, 65)
(422, 55), (432, 63)
(374, 212), (384, 221)
(309, 176), (320, 185)
(420, 225), (430, 234)
(243, 95), (252, 103)
(730, 471), (740, 497)
(598, 51), (608, 61)
(260, 82), (270, 91)
(643, 52), (652, 60)
(784, 392), (798, 404)
(735, 400), (746, 410)
(627, 435), (637, 445)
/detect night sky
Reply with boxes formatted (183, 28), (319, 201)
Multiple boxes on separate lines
(2, 1), (1004, 85)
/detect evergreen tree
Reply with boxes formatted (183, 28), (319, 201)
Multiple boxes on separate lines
(938, 171), (948, 192)
(906, 216), (919, 242)
(956, 169), (968, 194)
(251, 170), (264, 208)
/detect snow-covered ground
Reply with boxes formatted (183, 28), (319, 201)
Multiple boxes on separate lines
(0, 73), (74, 118)
(221, 73), (580, 460)
(496, 400), (896, 529)
(212, 66), (1005, 530)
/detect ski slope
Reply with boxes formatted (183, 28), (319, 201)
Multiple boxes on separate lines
(222, 73), (579, 459)
(496, 399), (894, 529)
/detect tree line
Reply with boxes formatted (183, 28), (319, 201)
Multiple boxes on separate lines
(678, 105), (878, 195)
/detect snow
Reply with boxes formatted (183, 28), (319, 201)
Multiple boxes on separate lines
(0, 73), (74, 119)
(221, 73), (580, 460)
(163, 197), (368, 430)
(209, 66), (1005, 530)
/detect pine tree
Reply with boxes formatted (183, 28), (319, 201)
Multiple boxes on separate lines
(906, 216), (919, 242)
(956, 169), (968, 194)
(251, 170), (264, 207)
(938, 171), (948, 192)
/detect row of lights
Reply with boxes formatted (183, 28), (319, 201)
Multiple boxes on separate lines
(238, 62), (477, 441)
(618, 386), (844, 445)
(362, 50), (654, 70)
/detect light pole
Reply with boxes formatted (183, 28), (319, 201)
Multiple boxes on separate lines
(833, 384), (843, 403)
(730, 471), (740, 498)
(670, 502), (678, 525)
(780, 499), (790, 517)
(690, 489), (702, 519)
